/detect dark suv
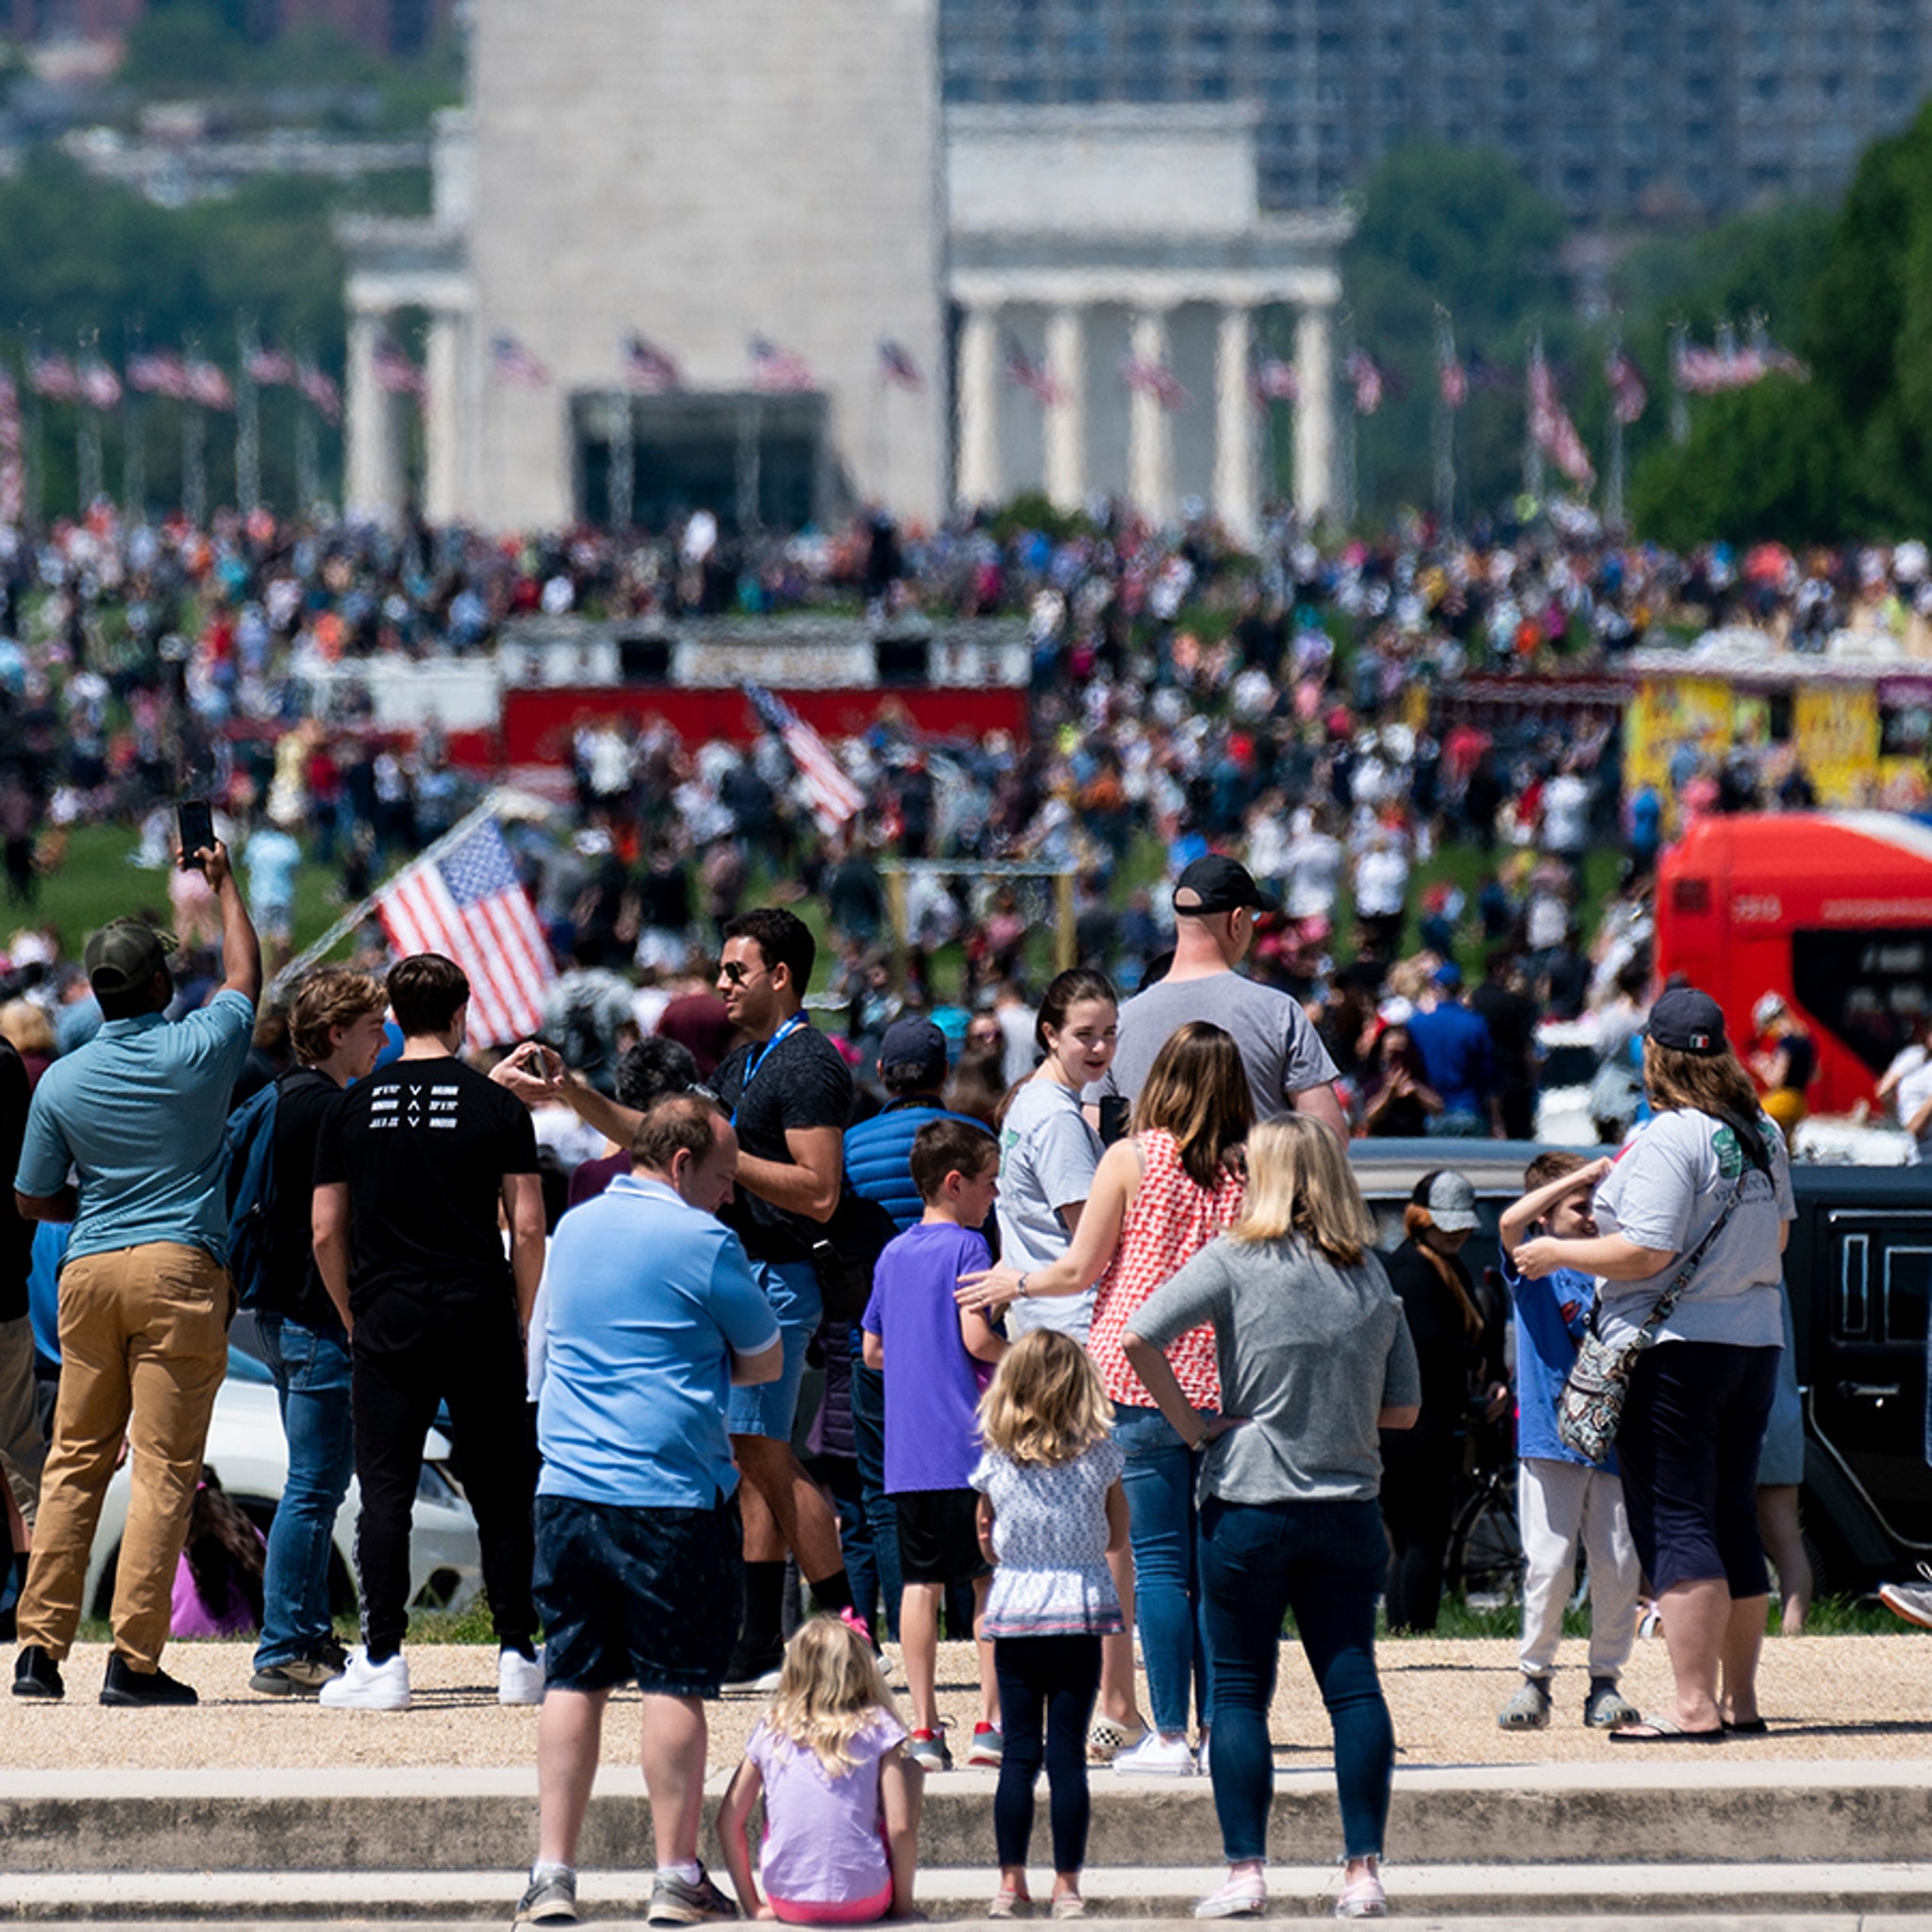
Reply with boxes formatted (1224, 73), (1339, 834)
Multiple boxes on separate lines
(1350, 1141), (1932, 1593)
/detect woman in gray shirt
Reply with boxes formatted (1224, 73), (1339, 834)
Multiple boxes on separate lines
(1124, 1117), (1420, 1923)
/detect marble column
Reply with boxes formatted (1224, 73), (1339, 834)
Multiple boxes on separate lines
(344, 305), (406, 525)
(957, 302), (1003, 508)
(1043, 304), (1088, 513)
(1293, 301), (1338, 526)
(1126, 306), (1176, 525)
(1213, 303), (1258, 545)
(422, 307), (465, 525)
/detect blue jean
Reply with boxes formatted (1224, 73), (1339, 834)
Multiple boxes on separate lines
(849, 1352), (902, 1639)
(1198, 1494), (1393, 1863)
(1113, 1401), (1211, 1734)
(727, 1259), (821, 1441)
(253, 1312), (355, 1670)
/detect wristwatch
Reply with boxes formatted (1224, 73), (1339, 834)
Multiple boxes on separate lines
(1016, 1274), (1030, 1298)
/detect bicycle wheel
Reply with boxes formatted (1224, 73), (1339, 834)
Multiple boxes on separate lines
(1448, 1479), (1526, 1607)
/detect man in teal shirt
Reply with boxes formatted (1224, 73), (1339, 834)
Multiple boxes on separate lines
(10, 837), (259, 1708)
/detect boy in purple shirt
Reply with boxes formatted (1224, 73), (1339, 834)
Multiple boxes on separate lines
(862, 1119), (1008, 1772)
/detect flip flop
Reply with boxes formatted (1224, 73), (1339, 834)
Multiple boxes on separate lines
(1610, 1715), (1726, 1743)
(1723, 1717), (1770, 1735)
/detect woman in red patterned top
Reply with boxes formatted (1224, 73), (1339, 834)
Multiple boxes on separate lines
(958, 1024), (1253, 1776)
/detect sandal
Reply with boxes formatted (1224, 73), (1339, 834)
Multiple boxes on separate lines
(1609, 1714), (1725, 1743)
(1194, 1874), (1267, 1920)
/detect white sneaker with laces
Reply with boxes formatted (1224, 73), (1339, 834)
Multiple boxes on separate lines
(319, 1647), (410, 1711)
(1880, 1565), (1932, 1630)
(499, 1646), (547, 1706)
(1113, 1730), (1198, 1776)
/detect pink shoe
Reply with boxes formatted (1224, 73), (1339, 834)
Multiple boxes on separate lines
(1334, 1857), (1386, 1919)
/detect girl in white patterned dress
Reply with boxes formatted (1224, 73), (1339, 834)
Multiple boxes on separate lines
(972, 1331), (1128, 1920)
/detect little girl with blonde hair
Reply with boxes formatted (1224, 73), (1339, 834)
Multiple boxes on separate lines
(718, 1616), (923, 1924)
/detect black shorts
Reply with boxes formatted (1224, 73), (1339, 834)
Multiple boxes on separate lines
(894, 1488), (990, 1587)
(534, 1492), (742, 1696)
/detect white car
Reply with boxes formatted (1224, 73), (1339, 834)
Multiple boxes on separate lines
(83, 1350), (483, 1623)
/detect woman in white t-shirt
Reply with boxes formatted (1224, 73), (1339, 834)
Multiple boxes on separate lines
(1514, 987), (1792, 1744)
(992, 968), (1149, 1757)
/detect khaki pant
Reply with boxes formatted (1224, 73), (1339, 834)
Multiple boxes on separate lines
(18, 1243), (231, 1672)
(0, 1311), (45, 1531)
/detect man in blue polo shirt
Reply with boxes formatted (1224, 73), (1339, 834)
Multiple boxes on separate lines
(516, 1091), (782, 1932)
(11, 837), (259, 1708)
(1407, 962), (1502, 1139)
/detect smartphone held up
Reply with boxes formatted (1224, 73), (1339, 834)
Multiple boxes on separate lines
(175, 799), (215, 872)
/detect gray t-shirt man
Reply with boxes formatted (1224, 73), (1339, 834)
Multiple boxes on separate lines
(1131, 1236), (1421, 1505)
(1097, 971), (1341, 1124)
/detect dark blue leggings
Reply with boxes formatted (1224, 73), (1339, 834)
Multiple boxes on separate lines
(992, 1634), (1101, 1874)
(1199, 1496), (1393, 1863)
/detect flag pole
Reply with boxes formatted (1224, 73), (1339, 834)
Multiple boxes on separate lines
(270, 791), (513, 997)
(1606, 317), (1625, 531)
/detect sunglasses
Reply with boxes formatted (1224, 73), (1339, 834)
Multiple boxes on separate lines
(720, 960), (762, 985)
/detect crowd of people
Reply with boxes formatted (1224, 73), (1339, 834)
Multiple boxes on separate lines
(0, 825), (1851, 1926)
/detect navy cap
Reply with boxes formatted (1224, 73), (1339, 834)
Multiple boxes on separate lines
(1646, 986), (1728, 1057)
(879, 1015), (948, 1080)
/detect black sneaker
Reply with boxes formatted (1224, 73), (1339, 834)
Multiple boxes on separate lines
(720, 1647), (784, 1695)
(646, 1865), (738, 1925)
(12, 1644), (63, 1700)
(314, 1633), (350, 1674)
(100, 1655), (198, 1707)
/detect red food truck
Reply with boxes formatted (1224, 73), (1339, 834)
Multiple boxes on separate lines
(1655, 811), (1932, 1115)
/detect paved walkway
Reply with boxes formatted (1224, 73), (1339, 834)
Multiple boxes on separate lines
(4, 1634), (1928, 1772)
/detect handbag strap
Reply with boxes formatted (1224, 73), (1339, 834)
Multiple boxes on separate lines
(1630, 1180), (1748, 1346)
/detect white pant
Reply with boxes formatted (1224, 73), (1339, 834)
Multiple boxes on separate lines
(1519, 1457), (1641, 1681)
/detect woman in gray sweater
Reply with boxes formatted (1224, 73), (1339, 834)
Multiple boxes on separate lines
(1124, 1117), (1419, 1923)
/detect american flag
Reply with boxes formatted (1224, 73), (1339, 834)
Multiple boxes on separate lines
(1121, 355), (1190, 412)
(1607, 349), (1647, 425)
(622, 333), (681, 392)
(297, 359), (342, 424)
(187, 358), (234, 410)
(1002, 338), (1064, 407)
(245, 345), (297, 387)
(742, 682), (864, 835)
(128, 349), (192, 399)
(878, 338), (924, 391)
(77, 359), (122, 410)
(1529, 348), (1595, 489)
(26, 352), (81, 403)
(1675, 338), (1807, 394)
(1344, 349), (1385, 416)
(750, 335), (815, 392)
(374, 815), (555, 1048)
(375, 338), (427, 397)
(1253, 354), (1298, 403)
(1466, 351), (1516, 394)
(491, 331), (550, 390)
(1439, 356), (1469, 410)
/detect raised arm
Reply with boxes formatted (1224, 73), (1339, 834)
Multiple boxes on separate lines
(957, 1137), (1140, 1311)
(199, 841), (262, 1006)
(1497, 1156), (1612, 1252)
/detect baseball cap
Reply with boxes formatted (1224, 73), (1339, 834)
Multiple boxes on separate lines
(1173, 855), (1279, 917)
(1646, 986), (1728, 1057)
(878, 1015), (948, 1081)
(1432, 960), (1463, 991)
(84, 918), (177, 1000)
(1412, 1169), (1480, 1233)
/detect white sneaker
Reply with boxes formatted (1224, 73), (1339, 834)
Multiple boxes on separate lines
(1197, 1734), (1211, 1779)
(499, 1646), (546, 1707)
(1113, 1730), (1197, 1776)
(319, 1648), (410, 1711)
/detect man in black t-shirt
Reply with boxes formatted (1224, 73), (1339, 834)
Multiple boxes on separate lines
(246, 967), (389, 1698)
(708, 908), (858, 1684)
(312, 953), (547, 1713)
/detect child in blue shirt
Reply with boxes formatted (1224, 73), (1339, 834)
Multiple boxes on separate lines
(1497, 1151), (1643, 1731)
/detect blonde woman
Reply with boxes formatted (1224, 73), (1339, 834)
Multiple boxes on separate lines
(961, 1024), (1253, 1775)
(1123, 1117), (1420, 1921)
(972, 1331), (1128, 1919)
(717, 1616), (923, 1924)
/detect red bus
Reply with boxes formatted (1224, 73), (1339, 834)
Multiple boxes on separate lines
(1655, 811), (1932, 1115)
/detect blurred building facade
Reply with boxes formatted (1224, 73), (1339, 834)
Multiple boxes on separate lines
(338, 2), (1352, 538)
(938, 0), (1932, 223)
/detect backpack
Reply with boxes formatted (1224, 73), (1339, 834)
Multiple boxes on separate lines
(223, 1078), (282, 1309)
(809, 1185), (901, 1324)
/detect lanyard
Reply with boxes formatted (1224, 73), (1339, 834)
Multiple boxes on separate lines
(733, 1013), (805, 1124)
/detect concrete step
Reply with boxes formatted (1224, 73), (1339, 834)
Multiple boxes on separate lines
(10, 1865), (1932, 1923)
(5, 1765), (1932, 1876)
